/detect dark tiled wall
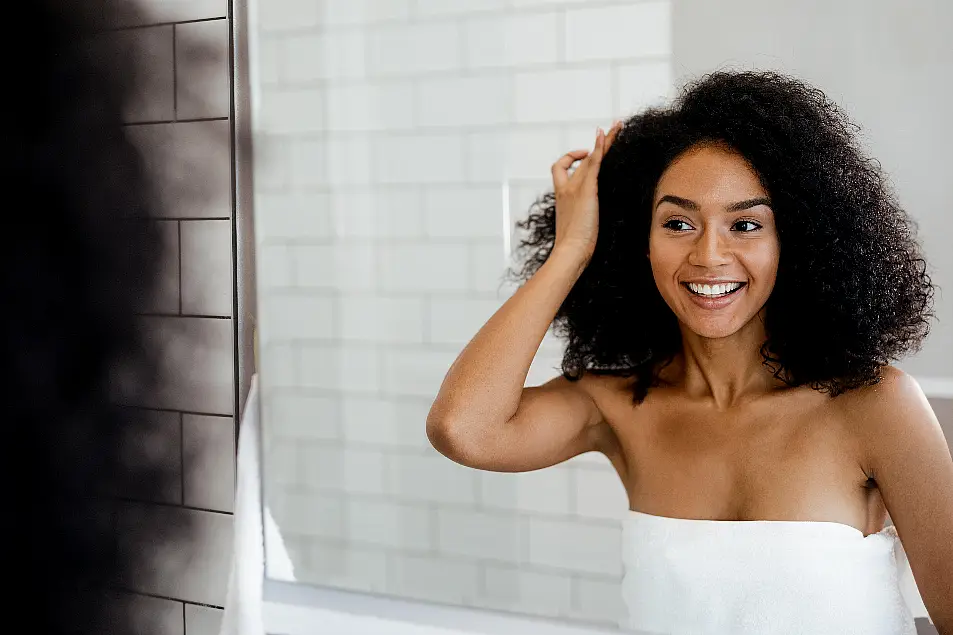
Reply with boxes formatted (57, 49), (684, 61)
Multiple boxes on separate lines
(115, 1), (237, 633)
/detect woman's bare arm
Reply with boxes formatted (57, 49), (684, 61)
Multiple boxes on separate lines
(427, 248), (609, 472)
(853, 367), (953, 633)
(427, 124), (622, 473)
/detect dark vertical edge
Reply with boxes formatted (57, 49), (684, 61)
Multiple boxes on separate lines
(227, 0), (240, 432)
(227, 0), (241, 434)
(232, 0), (258, 425)
(230, 0), (257, 473)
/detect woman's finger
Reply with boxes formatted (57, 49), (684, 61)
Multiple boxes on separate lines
(605, 120), (623, 150)
(552, 149), (591, 189)
(587, 127), (607, 170)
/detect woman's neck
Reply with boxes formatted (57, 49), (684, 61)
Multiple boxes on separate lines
(674, 312), (782, 409)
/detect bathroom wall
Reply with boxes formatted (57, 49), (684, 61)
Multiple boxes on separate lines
(113, 0), (240, 633)
(254, 0), (673, 626)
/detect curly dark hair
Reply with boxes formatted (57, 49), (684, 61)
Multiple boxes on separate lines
(508, 71), (935, 403)
(3, 2), (203, 633)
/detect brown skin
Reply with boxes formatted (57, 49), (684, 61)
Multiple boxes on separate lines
(427, 131), (953, 630)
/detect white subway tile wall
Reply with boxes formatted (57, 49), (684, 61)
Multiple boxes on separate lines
(481, 465), (572, 515)
(117, 3), (236, 633)
(482, 565), (573, 617)
(388, 553), (482, 605)
(572, 576), (629, 625)
(255, 0), (674, 626)
(302, 541), (389, 592)
(347, 497), (433, 550)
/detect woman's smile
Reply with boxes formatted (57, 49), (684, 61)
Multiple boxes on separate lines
(681, 280), (748, 309)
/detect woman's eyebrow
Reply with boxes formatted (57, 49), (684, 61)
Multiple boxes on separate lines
(655, 195), (772, 212)
(727, 197), (772, 212)
(655, 195), (698, 211)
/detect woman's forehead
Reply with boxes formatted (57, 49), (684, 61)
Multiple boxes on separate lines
(654, 144), (768, 206)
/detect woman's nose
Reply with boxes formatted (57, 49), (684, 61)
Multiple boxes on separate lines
(688, 227), (732, 267)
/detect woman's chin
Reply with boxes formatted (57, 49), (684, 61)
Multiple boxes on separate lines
(685, 325), (740, 340)
(678, 313), (754, 340)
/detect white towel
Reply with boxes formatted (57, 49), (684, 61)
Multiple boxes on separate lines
(621, 510), (919, 634)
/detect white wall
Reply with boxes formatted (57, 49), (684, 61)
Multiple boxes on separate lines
(252, 0), (673, 627)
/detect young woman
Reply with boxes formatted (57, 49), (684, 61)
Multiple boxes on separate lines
(427, 72), (952, 634)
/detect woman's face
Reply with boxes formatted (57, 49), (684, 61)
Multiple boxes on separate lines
(648, 143), (780, 340)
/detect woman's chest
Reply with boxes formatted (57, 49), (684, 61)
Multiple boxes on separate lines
(601, 392), (879, 528)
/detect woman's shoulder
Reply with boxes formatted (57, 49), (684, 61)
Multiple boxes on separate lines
(838, 365), (924, 409)
(832, 365), (934, 439)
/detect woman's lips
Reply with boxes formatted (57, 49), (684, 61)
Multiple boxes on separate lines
(681, 281), (747, 310)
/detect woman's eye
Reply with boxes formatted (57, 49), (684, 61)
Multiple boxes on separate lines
(663, 219), (693, 231)
(733, 220), (762, 232)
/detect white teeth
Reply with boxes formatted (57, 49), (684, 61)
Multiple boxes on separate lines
(687, 282), (743, 296)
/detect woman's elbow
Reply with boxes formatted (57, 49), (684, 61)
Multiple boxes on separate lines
(426, 415), (488, 467)
(426, 415), (463, 457)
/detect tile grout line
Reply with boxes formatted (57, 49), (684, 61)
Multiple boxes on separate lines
(115, 495), (234, 517)
(104, 16), (227, 32)
(108, 586), (225, 610)
(123, 117), (230, 127)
